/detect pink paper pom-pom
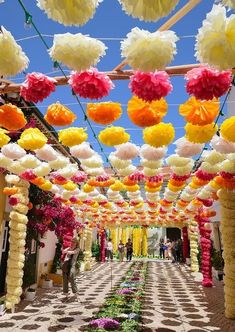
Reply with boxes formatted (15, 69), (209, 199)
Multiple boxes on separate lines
(96, 174), (110, 182)
(129, 71), (173, 102)
(71, 171), (87, 183)
(185, 66), (232, 100)
(21, 170), (37, 181)
(195, 170), (215, 181)
(20, 72), (56, 103)
(69, 68), (114, 100)
(9, 197), (19, 206)
(129, 171), (145, 182)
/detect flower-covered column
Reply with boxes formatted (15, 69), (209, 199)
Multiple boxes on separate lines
(141, 226), (148, 257)
(182, 226), (189, 262)
(133, 227), (139, 256)
(84, 226), (93, 271)
(5, 176), (29, 311)
(110, 228), (117, 253)
(188, 219), (199, 272)
(121, 227), (126, 244)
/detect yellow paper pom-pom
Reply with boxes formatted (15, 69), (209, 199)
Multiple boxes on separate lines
(185, 123), (218, 144)
(110, 180), (125, 191)
(125, 184), (140, 192)
(83, 184), (94, 193)
(87, 102), (122, 125)
(0, 129), (10, 147)
(143, 122), (175, 147)
(39, 180), (53, 191)
(18, 128), (47, 150)
(63, 181), (77, 191)
(220, 116), (235, 143)
(98, 127), (130, 146)
(58, 127), (88, 147)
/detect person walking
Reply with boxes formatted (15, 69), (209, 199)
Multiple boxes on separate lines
(159, 238), (165, 259)
(118, 240), (125, 262)
(106, 238), (113, 262)
(126, 238), (133, 261)
(61, 237), (80, 298)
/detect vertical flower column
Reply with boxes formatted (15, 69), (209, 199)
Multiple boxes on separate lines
(121, 227), (126, 244)
(188, 219), (199, 272)
(141, 226), (148, 257)
(133, 227), (139, 256)
(84, 226), (93, 271)
(5, 176), (29, 311)
(110, 228), (117, 253)
(182, 226), (189, 262)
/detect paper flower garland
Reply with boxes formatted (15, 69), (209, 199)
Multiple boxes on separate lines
(185, 123), (218, 144)
(0, 129), (10, 148)
(114, 142), (139, 160)
(195, 5), (235, 70)
(20, 72), (56, 103)
(0, 104), (27, 131)
(185, 66), (232, 100)
(119, 0), (179, 22)
(127, 96), (167, 127)
(87, 102), (122, 125)
(69, 68), (114, 99)
(18, 128), (47, 150)
(140, 144), (167, 161)
(121, 28), (178, 71)
(98, 127), (130, 146)
(143, 122), (175, 147)
(220, 116), (235, 143)
(175, 137), (204, 157)
(44, 103), (77, 126)
(49, 33), (107, 71)
(0, 27), (29, 77)
(37, 0), (102, 26)
(179, 97), (219, 126)
(129, 71), (172, 102)
(58, 128), (88, 147)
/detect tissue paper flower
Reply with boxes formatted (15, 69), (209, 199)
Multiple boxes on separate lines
(127, 95), (167, 127)
(70, 142), (95, 159)
(69, 68), (114, 99)
(118, 165), (136, 176)
(18, 128), (47, 150)
(185, 66), (232, 100)
(58, 127), (88, 147)
(174, 137), (204, 157)
(195, 5), (235, 70)
(19, 155), (39, 168)
(81, 154), (103, 168)
(140, 144), (167, 160)
(45, 103), (76, 126)
(20, 72), (56, 103)
(114, 142), (139, 160)
(2, 143), (26, 160)
(121, 27), (178, 71)
(141, 159), (162, 169)
(211, 135), (235, 153)
(35, 144), (58, 161)
(143, 122), (175, 147)
(109, 154), (131, 169)
(166, 154), (192, 167)
(98, 127), (130, 146)
(179, 97), (219, 126)
(34, 162), (51, 177)
(37, 0), (102, 27)
(0, 104), (27, 131)
(0, 26), (29, 76)
(220, 116), (235, 143)
(87, 102), (122, 125)
(119, 0), (179, 22)
(185, 123), (218, 143)
(129, 71), (172, 102)
(49, 32), (107, 71)
(49, 156), (69, 170)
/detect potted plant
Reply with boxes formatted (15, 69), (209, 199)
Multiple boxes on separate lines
(212, 250), (224, 281)
(25, 288), (36, 301)
(0, 297), (5, 315)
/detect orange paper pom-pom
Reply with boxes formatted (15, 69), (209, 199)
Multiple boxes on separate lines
(179, 97), (219, 126)
(87, 102), (122, 125)
(31, 177), (45, 186)
(127, 96), (167, 127)
(3, 187), (18, 195)
(169, 179), (186, 187)
(0, 103), (27, 131)
(192, 176), (208, 186)
(122, 177), (137, 186)
(44, 103), (77, 126)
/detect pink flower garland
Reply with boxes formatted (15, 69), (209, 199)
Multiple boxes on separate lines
(69, 68), (114, 100)
(20, 72), (56, 103)
(129, 71), (173, 102)
(185, 66), (232, 100)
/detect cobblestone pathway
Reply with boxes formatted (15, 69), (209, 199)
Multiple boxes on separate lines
(0, 261), (235, 332)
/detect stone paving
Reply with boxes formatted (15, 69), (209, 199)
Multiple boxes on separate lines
(0, 260), (235, 331)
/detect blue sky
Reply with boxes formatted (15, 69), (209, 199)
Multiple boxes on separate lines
(1, 0), (217, 164)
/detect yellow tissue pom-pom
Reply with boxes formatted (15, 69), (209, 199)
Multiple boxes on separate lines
(63, 181), (77, 191)
(58, 127), (88, 147)
(125, 184), (140, 192)
(220, 116), (235, 143)
(185, 123), (218, 144)
(39, 180), (53, 191)
(18, 128), (47, 150)
(83, 184), (94, 193)
(0, 128), (10, 147)
(143, 122), (175, 147)
(110, 181), (125, 191)
(98, 127), (130, 146)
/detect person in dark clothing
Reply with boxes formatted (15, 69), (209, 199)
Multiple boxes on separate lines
(159, 238), (165, 259)
(176, 239), (183, 262)
(126, 238), (133, 261)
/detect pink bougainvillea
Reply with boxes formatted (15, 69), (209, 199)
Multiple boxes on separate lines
(129, 70), (173, 102)
(69, 68), (114, 100)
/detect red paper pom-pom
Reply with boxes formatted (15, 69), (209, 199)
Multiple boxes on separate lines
(9, 197), (19, 206)
(129, 171), (145, 182)
(185, 66), (232, 100)
(129, 71), (173, 102)
(69, 68), (114, 100)
(71, 171), (87, 184)
(195, 170), (215, 181)
(20, 72), (56, 103)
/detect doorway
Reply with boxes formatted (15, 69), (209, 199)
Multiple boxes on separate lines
(166, 228), (181, 241)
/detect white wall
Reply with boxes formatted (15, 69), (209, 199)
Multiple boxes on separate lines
(37, 231), (57, 279)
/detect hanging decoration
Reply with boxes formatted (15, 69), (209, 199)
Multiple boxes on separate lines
(185, 123), (218, 144)
(98, 127), (130, 146)
(1, 143), (26, 160)
(18, 128), (48, 150)
(114, 142), (139, 160)
(87, 102), (122, 125)
(0, 129), (10, 147)
(220, 116), (235, 143)
(70, 142), (95, 159)
(0, 104), (27, 131)
(58, 127), (88, 147)
(121, 27), (178, 71)
(143, 122), (175, 147)
(49, 32), (107, 71)
(221, 0), (235, 9)
(44, 102), (77, 126)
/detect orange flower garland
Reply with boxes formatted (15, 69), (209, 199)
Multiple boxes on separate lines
(127, 96), (167, 127)
(87, 102), (122, 125)
(179, 97), (219, 125)
(3, 187), (18, 195)
(44, 103), (77, 126)
(0, 104), (27, 130)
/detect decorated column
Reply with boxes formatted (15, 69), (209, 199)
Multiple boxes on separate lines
(141, 226), (148, 257)
(84, 226), (93, 271)
(121, 227), (127, 244)
(110, 228), (117, 253)
(188, 219), (199, 272)
(182, 226), (189, 262)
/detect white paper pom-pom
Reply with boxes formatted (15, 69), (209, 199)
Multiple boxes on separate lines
(37, 0), (102, 27)
(8, 162), (26, 175)
(83, 166), (104, 176)
(204, 151), (225, 165)
(34, 162), (51, 177)
(58, 164), (78, 178)
(0, 153), (13, 168)
(174, 137), (204, 157)
(1, 143), (26, 160)
(211, 135), (235, 153)
(141, 159), (162, 169)
(195, 5), (235, 70)
(49, 33), (107, 71)
(19, 155), (40, 169)
(119, 0), (179, 22)
(70, 142), (95, 160)
(109, 153), (131, 169)
(121, 27), (178, 71)
(81, 155), (103, 168)
(143, 167), (158, 177)
(114, 143), (139, 160)
(5, 174), (20, 184)
(0, 27), (29, 77)
(166, 154), (192, 167)
(49, 156), (69, 170)
(35, 144), (58, 161)
(118, 165), (136, 176)
(140, 144), (167, 161)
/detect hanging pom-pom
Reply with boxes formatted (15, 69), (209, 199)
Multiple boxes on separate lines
(220, 116), (235, 143)
(49, 33), (107, 71)
(114, 142), (139, 160)
(18, 128), (47, 150)
(1, 143), (26, 160)
(70, 142), (95, 160)
(211, 135), (235, 154)
(185, 66), (232, 100)
(35, 144), (58, 162)
(58, 128), (88, 147)
(69, 68), (114, 100)
(121, 27), (178, 72)
(44, 102), (76, 126)
(143, 122), (175, 148)
(129, 71), (172, 102)
(0, 104), (27, 131)
(98, 127), (130, 146)
(87, 102), (122, 125)
(174, 137), (204, 157)
(20, 72), (56, 103)
(185, 123), (218, 144)
(140, 144), (167, 161)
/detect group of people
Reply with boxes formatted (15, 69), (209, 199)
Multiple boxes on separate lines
(159, 238), (183, 263)
(106, 238), (133, 262)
